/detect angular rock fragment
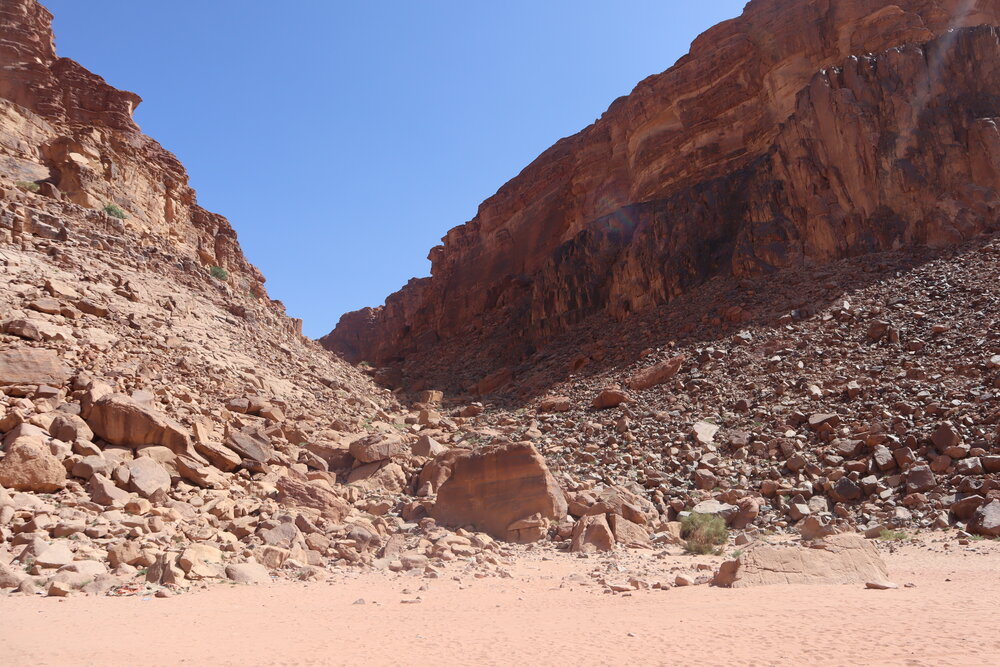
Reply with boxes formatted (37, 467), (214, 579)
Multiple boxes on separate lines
(86, 393), (189, 452)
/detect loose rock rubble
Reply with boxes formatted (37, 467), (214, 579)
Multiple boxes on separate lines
(3, 0), (1000, 605)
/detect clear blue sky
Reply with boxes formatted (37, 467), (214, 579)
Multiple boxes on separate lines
(43, 1), (749, 337)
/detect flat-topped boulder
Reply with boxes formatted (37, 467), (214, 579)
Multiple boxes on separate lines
(713, 534), (889, 588)
(0, 348), (71, 386)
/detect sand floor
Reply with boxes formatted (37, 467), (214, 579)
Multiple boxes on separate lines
(2, 538), (998, 667)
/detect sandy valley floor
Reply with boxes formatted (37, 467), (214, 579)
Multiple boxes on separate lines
(3, 538), (998, 667)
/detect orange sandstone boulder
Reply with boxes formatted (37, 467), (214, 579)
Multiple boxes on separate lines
(431, 442), (567, 542)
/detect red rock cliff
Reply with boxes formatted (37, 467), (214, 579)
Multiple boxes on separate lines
(0, 0), (267, 296)
(322, 0), (1000, 388)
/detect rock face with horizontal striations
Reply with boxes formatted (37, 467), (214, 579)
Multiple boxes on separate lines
(322, 0), (1000, 391)
(0, 348), (70, 386)
(713, 534), (889, 588)
(275, 474), (352, 522)
(431, 442), (568, 542)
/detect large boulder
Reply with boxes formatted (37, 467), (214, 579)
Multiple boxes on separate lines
(275, 474), (352, 521)
(224, 426), (274, 464)
(627, 355), (685, 390)
(85, 393), (189, 452)
(0, 439), (67, 492)
(431, 442), (567, 542)
(347, 460), (408, 493)
(591, 388), (629, 410)
(713, 534), (889, 588)
(608, 514), (651, 549)
(226, 562), (271, 585)
(126, 457), (170, 500)
(348, 433), (409, 463)
(0, 348), (71, 386)
(570, 514), (615, 553)
(49, 413), (94, 443)
(969, 500), (1000, 537)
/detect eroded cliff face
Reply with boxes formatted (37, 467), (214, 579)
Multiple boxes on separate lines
(0, 0), (266, 298)
(323, 0), (1000, 390)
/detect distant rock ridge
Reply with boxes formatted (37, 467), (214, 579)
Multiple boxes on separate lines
(0, 0), (273, 307)
(322, 0), (1000, 391)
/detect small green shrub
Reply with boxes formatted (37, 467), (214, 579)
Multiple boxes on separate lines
(878, 529), (910, 542)
(681, 512), (729, 555)
(209, 265), (229, 281)
(103, 203), (127, 219)
(15, 180), (40, 193)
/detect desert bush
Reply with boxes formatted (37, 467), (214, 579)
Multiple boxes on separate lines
(103, 203), (127, 219)
(15, 180), (40, 193)
(210, 265), (229, 281)
(681, 512), (729, 555)
(878, 529), (910, 542)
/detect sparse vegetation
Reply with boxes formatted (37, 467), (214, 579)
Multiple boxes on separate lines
(210, 265), (229, 281)
(878, 529), (910, 542)
(103, 203), (127, 219)
(15, 180), (40, 193)
(681, 512), (729, 555)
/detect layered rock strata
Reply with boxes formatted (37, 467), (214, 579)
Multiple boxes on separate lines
(0, 0), (267, 299)
(323, 0), (1000, 391)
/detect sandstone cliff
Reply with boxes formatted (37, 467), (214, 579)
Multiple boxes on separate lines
(0, 0), (266, 299)
(323, 0), (1000, 393)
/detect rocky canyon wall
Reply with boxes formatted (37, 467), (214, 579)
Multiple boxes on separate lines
(323, 0), (1000, 391)
(0, 0), (268, 300)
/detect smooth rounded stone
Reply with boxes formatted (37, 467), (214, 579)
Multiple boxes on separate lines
(225, 562), (272, 585)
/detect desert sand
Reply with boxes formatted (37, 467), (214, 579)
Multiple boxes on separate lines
(3, 538), (998, 667)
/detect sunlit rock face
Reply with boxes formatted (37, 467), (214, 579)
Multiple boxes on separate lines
(323, 0), (1000, 389)
(0, 0), (267, 296)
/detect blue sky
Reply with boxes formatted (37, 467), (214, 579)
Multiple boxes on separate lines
(43, 1), (749, 337)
